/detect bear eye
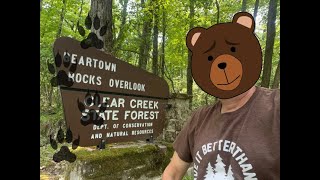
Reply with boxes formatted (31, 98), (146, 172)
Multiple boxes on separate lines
(208, 56), (213, 61)
(231, 47), (236, 52)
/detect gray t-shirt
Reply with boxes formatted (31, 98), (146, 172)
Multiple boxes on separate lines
(173, 86), (280, 180)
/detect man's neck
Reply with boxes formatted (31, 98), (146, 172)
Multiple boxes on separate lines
(219, 86), (256, 114)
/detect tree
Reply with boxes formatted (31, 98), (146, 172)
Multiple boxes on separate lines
(241, 0), (247, 12)
(261, 0), (278, 88)
(253, 0), (260, 20)
(90, 0), (113, 53)
(215, 0), (220, 24)
(272, 58), (280, 89)
(64, 0), (85, 32)
(204, 162), (215, 179)
(105, 0), (113, 53)
(48, 0), (67, 108)
(213, 154), (227, 179)
(138, 0), (153, 70)
(160, 4), (166, 78)
(56, 0), (66, 40)
(187, 0), (195, 109)
(113, 0), (129, 55)
(152, 0), (159, 75)
(78, 0), (85, 30)
(226, 165), (234, 179)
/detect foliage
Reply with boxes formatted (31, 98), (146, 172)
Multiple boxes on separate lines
(40, 110), (65, 147)
(40, 0), (280, 111)
(40, 0), (90, 112)
(40, 144), (56, 167)
(183, 175), (194, 180)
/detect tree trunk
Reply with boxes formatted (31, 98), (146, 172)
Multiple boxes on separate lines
(56, 0), (66, 38)
(75, 0), (84, 32)
(215, 0), (220, 24)
(272, 58), (280, 89)
(105, 0), (113, 53)
(204, 2), (209, 18)
(66, 0), (84, 32)
(241, 0), (247, 12)
(261, 0), (278, 88)
(160, 46), (164, 77)
(49, 0), (66, 107)
(114, 0), (129, 55)
(164, 61), (176, 93)
(253, 0), (260, 20)
(138, 0), (153, 70)
(187, 0), (195, 109)
(160, 6), (166, 78)
(90, 0), (113, 53)
(152, 0), (159, 75)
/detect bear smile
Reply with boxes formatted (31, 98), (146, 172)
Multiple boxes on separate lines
(217, 74), (241, 86)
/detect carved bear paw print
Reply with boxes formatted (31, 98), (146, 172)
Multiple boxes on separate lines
(50, 126), (80, 163)
(47, 51), (77, 87)
(77, 13), (107, 49)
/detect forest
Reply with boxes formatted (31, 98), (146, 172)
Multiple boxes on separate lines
(40, 0), (279, 178)
(40, 0), (279, 113)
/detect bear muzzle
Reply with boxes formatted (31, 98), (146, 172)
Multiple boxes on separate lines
(210, 54), (243, 91)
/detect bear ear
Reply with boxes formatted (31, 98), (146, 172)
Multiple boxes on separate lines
(232, 12), (255, 32)
(186, 27), (206, 51)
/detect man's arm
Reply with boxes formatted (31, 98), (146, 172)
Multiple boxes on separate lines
(162, 151), (191, 180)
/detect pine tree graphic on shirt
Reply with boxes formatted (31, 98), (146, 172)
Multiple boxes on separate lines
(203, 154), (234, 180)
(204, 162), (215, 180)
(226, 165), (234, 179)
(213, 154), (227, 179)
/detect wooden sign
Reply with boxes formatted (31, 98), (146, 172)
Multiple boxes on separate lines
(53, 37), (169, 146)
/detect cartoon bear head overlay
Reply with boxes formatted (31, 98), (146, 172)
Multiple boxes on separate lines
(186, 12), (262, 99)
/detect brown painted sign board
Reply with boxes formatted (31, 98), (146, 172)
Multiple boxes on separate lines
(53, 37), (169, 146)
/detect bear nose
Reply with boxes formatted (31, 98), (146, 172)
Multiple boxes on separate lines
(218, 62), (227, 69)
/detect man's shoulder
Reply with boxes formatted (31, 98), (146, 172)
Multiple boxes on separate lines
(188, 103), (218, 122)
(182, 104), (217, 132)
(193, 103), (217, 115)
(255, 86), (280, 111)
(258, 86), (280, 93)
(257, 86), (280, 101)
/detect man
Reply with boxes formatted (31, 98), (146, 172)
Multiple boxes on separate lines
(162, 12), (280, 180)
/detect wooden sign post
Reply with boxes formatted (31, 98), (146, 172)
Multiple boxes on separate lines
(53, 37), (169, 147)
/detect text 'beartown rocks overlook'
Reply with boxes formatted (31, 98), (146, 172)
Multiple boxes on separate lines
(66, 52), (146, 92)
